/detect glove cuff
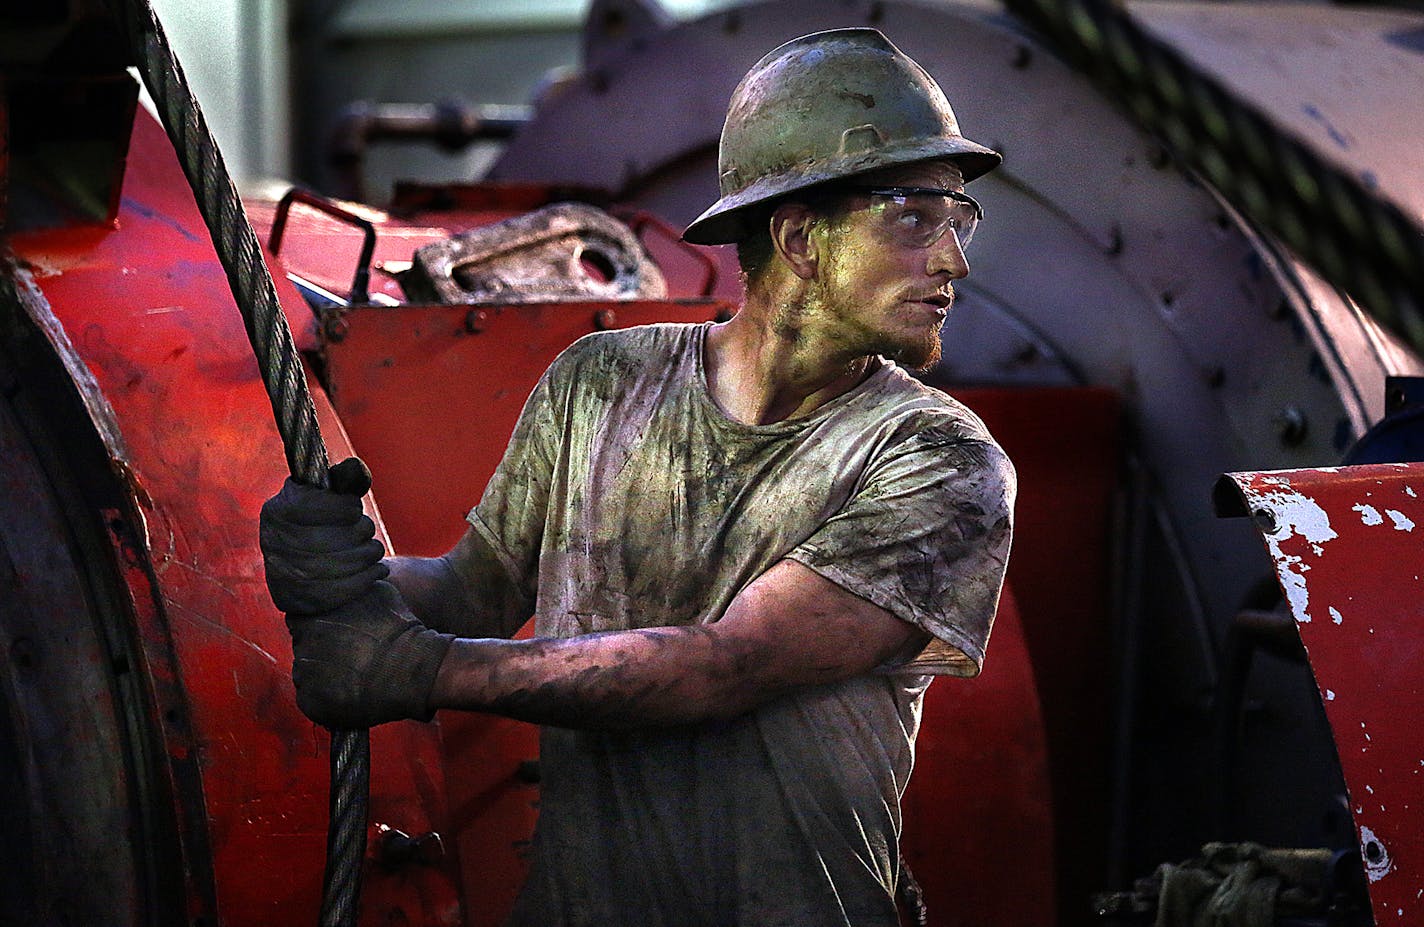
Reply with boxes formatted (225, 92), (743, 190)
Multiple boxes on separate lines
(366, 624), (456, 724)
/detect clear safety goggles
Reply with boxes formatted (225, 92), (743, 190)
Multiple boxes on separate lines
(841, 185), (984, 251)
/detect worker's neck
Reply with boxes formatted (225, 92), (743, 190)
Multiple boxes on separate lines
(704, 279), (875, 426)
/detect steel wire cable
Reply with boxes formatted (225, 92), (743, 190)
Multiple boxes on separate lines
(108, 1), (368, 924)
(1002, 0), (1424, 353)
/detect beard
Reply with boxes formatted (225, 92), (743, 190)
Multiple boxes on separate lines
(879, 313), (945, 372)
(804, 256), (949, 372)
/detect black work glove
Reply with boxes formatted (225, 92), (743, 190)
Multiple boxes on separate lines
(287, 581), (455, 729)
(259, 457), (388, 614)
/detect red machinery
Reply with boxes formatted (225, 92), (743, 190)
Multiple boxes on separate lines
(2, 0), (1421, 925)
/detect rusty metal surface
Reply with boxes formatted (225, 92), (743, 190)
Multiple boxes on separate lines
(403, 201), (667, 304)
(246, 184), (736, 308)
(5, 109), (461, 925)
(1216, 463), (1424, 925)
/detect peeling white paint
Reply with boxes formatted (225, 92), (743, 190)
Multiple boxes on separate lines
(1355, 503), (1384, 526)
(1330, 607), (1343, 625)
(1407, 486), (1418, 498)
(1386, 509), (1416, 532)
(1251, 485), (1337, 621)
(1325, 689), (1336, 700)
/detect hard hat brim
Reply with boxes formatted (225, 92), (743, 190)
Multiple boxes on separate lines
(681, 138), (1002, 246)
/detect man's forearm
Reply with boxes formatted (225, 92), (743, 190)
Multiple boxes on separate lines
(429, 626), (774, 730)
(422, 560), (927, 731)
(386, 552), (527, 640)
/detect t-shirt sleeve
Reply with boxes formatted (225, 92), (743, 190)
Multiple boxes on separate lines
(466, 359), (565, 609)
(786, 427), (1016, 676)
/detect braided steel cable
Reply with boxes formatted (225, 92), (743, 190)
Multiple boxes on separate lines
(108, 1), (369, 924)
(1003, 0), (1424, 353)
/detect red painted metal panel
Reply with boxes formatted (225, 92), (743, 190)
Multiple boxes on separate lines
(902, 586), (1059, 926)
(907, 386), (1121, 926)
(1219, 463), (1424, 925)
(7, 109), (460, 925)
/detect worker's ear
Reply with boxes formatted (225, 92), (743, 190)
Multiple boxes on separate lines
(769, 203), (822, 280)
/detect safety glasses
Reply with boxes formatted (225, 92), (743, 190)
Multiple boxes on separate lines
(840, 186), (984, 250)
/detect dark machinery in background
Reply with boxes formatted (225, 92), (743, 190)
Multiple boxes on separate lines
(2, 0), (1422, 925)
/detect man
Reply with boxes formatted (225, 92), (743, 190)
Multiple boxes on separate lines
(261, 28), (1015, 926)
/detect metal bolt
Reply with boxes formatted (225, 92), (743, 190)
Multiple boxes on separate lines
(1105, 225), (1124, 256)
(1274, 407), (1309, 446)
(464, 309), (488, 334)
(322, 313), (349, 344)
(594, 309), (618, 331)
(1364, 840), (1383, 863)
(374, 824), (445, 869)
(1252, 507), (1278, 534)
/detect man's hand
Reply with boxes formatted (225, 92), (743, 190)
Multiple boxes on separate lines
(288, 581), (455, 729)
(259, 458), (388, 614)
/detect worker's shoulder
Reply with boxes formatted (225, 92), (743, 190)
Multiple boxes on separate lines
(871, 366), (1002, 448)
(547, 321), (700, 379)
(861, 369), (1017, 490)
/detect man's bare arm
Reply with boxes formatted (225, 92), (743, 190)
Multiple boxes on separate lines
(428, 558), (930, 729)
(386, 527), (530, 640)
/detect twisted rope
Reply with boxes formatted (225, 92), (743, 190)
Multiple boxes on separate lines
(1002, 0), (1424, 353)
(109, 1), (368, 924)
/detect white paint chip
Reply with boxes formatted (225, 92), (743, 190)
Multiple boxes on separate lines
(1386, 509), (1416, 532)
(1252, 483), (1337, 620)
(1355, 503), (1384, 526)
(1330, 607), (1343, 625)
(1325, 689), (1336, 700)
(1406, 487), (1417, 498)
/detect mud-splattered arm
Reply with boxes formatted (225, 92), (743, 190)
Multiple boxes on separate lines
(386, 527), (531, 641)
(427, 558), (928, 729)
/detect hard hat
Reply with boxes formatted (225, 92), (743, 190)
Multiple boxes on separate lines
(682, 28), (1002, 245)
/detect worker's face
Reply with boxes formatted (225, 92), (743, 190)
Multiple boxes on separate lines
(811, 161), (971, 371)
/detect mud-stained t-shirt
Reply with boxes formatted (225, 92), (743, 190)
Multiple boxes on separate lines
(468, 322), (1015, 927)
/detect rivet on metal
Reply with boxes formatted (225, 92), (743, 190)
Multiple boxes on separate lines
(1105, 225), (1124, 256)
(594, 309), (618, 330)
(1252, 507), (1278, 534)
(464, 309), (488, 334)
(1273, 407), (1309, 447)
(323, 313), (350, 344)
